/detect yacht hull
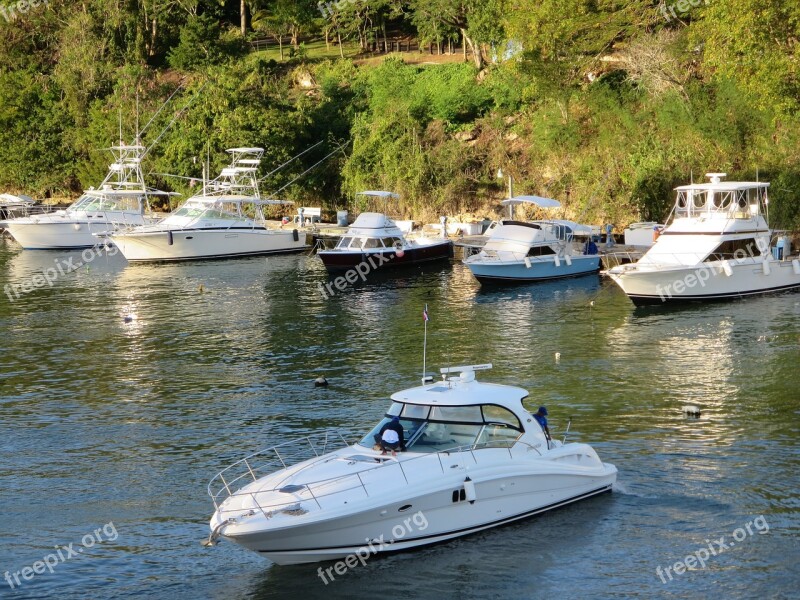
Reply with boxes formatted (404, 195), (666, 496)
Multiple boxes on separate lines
(5, 216), (142, 249)
(110, 228), (309, 262)
(318, 241), (452, 271)
(213, 447), (617, 565)
(607, 259), (800, 305)
(467, 255), (600, 284)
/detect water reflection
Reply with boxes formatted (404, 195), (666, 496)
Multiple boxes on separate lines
(0, 241), (798, 600)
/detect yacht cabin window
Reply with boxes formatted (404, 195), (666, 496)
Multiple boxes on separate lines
(703, 238), (764, 262)
(360, 402), (524, 453)
(363, 238), (385, 248)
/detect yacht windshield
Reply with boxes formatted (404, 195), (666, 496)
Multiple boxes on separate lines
(71, 194), (128, 211)
(171, 205), (237, 220)
(358, 402), (523, 453)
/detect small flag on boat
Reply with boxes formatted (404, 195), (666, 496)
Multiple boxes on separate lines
(423, 305), (429, 322)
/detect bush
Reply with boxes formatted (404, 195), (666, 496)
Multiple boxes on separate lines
(168, 16), (248, 71)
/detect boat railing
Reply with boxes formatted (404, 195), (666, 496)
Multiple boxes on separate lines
(208, 431), (353, 509)
(208, 432), (545, 518)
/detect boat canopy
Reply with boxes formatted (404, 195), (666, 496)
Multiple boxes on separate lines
(483, 222), (543, 254)
(390, 365), (528, 411)
(349, 212), (399, 230)
(188, 195), (292, 206)
(500, 195), (561, 208)
(0, 193), (34, 206)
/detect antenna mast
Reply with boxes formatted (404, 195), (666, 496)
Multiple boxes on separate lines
(422, 304), (429, 384)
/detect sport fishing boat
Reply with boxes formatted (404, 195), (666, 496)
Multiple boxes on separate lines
(317, 191), (452, 271)
(107, 148), (308, 262)
(4, 143), (170, 249)
(464, 196), (601, 284)
(206, 363), (617, 565)
(605, 173), (800, 305)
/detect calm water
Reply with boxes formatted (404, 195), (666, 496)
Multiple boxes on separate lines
(0, 237), (798, 600)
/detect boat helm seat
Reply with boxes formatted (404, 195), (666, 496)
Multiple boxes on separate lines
(422, 423), (448, 442)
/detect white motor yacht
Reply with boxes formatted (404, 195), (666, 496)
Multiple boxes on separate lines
(605, 173), (800, 305)
(108, 148), (309, 262)
(4, 144), (169, 249)
(318, 191), (452, 271)
(206, 363), (617, 565)
(464, 196), (601, 284)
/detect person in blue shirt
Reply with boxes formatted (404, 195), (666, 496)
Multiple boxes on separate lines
(533, 406), (551, 440)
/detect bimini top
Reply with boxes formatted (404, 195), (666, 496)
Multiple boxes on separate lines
(675, 173), (770, 192)
(390, 364), (529, 410)
(357, 191), (400, 199)
(500, 195), (561, 208)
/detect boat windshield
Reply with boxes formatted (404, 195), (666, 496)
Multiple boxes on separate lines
(70, 194), (130, 212)
(171, 206), (238, 220)
(358, 402), (523, 453)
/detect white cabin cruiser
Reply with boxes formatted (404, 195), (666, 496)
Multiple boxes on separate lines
(464, 196), (601, 284)
(318, 191), (452, 271)
(605, 173), (800, 305)
(108, 148), (308, 262)
(207, 364), (617, 565)
(4, 143), (169, 249)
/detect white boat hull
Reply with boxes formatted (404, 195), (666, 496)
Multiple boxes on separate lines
(6, 213), (147, 249)
(110, 228), (309, 262)
(211, 444), (617, 565)
(607, 258), (800, 305)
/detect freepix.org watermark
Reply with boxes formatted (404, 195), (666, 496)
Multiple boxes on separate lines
(656, 515), (769, 584)
(317, 243), (404, 300)
(316, 510), (428, 584)
(0, 0), (49, 23)
(4, 521), (119, 590)
(655, 239), (769, 302)
(3, 243), (117, 302)
(658, 0), (709, 22)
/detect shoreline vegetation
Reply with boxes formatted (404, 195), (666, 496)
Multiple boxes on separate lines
(1, 1), (798, 229)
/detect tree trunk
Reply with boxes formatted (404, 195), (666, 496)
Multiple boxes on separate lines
(278, 36), (283, 60)
(240, 0), (246, 36)
(338, 33), (344, 58)
(291, 25), (299, 49)
(382, 20), (387, 53)
(150, 17), (157, 57)
(460, 28), (482, 69)
(325, 28), (329, 51)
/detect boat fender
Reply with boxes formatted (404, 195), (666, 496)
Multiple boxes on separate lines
(762, 260), (771, 276)
(463, 477), (477, 504)
(793, 259), (800, 275)
(292, 229), (299, 242)
(167, 230), (173, 246)
(524, 256), (531, 269)
(722, 260), (733, 277)
(554, 255), (561, 267)
(565, 254), (572, 266)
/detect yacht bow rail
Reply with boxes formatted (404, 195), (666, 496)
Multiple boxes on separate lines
(208, 430), (545, 518)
